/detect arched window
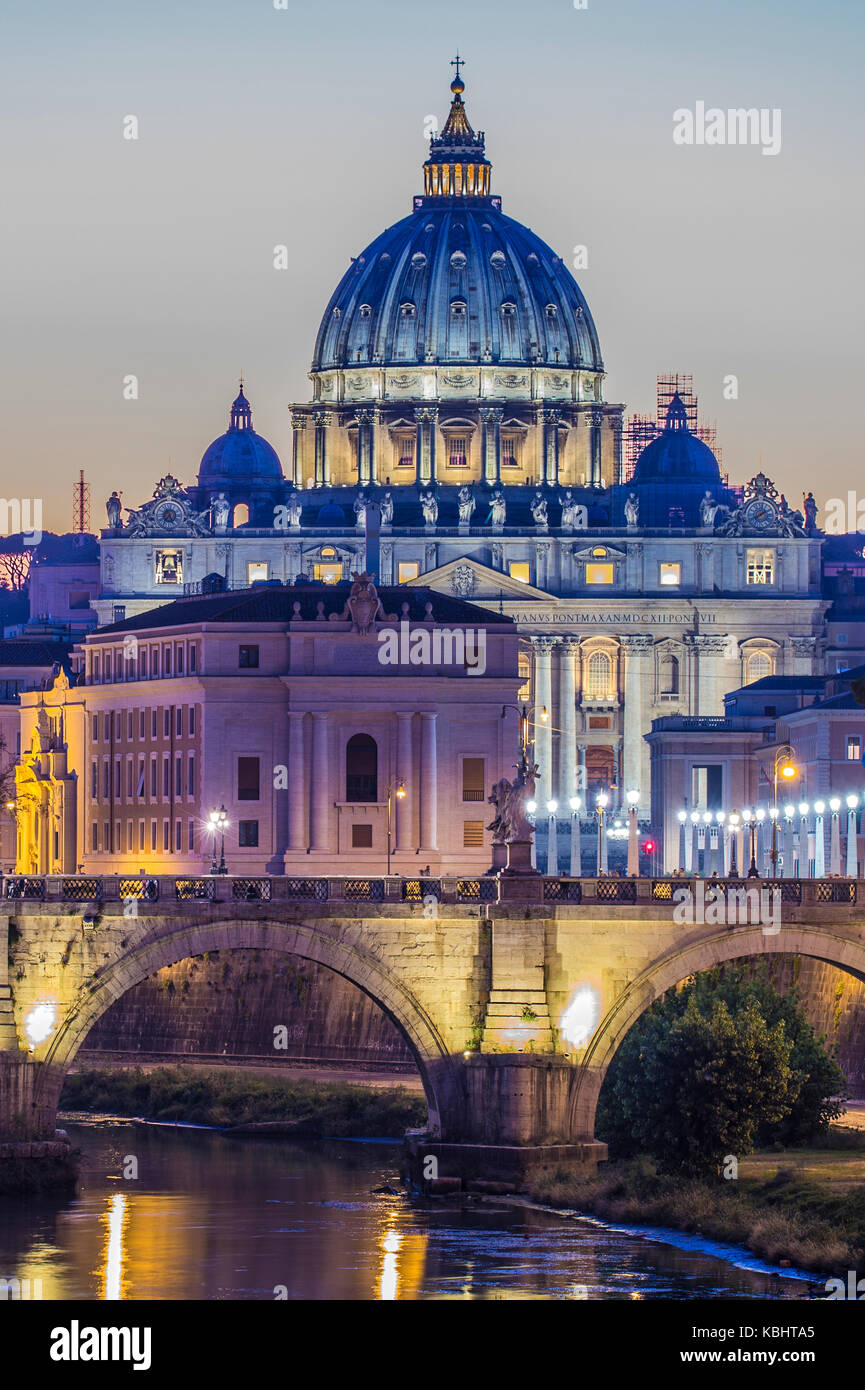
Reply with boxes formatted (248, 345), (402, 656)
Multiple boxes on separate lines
(586, 651), (613, 700)
(659, 654), (679, 695)
(746, 651), (772, 685)
(346, 733), (378, 802)
(232, 502), (249, 527)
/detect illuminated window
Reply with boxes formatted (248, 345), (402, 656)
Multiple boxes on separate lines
(447, 433), (469, 467)
(155, 550), (183, 585)
(746, 549), (775, 585)
(462, 758), (485, 802)
(586, 563), (614, 585)
(745, 651), (773, 684)
(501, 433), (522, 468)
(398, 562), (419, 583)
(232, 503), (249, 527)
(847, 736), (861, 761)
(394, 434), (415, 469)
(509, 561), (530, 584)
(313, 564), (342, 584)
(517, 651), (531, 701)
(248, 562), (268, 584)
(660, 562), (681, 586)
(586, 651), (613, 700)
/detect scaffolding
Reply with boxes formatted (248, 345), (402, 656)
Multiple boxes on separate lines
(72, 469), (90, 534)
(624, 374), (726, 483)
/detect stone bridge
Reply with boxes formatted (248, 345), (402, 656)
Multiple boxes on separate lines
(1, 871), (863, 1179)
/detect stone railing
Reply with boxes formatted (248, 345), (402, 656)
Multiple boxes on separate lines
(0, 873), (858, 909)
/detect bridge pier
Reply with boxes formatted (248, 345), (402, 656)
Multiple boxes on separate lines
(406, 1054), (607, 1191)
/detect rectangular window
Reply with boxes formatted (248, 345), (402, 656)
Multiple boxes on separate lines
(138, 648), (147, 680)
(164, 647), (171, 677)
(92, 822), (98, 852)
(188, 754), (195, 796)
(150, 757), (157, 797)
(139, 819), (145, 852)
(189, 646), (197, 674)
(247, 562), (268, 584)
(188, 820), (195, 851)
(462, 757), (485, 802)
(175, 645), (184, 675)
(104, 821), (110, 852)
(162, 757), (170, 797)
(91, 760), (98, 798)
(501, 434), (522, 469)
(127, 819), (133, 852)
(176, 706), (183, 736)
(139, 710), (145, 739)
(847, 737), (861, 761)
(313, 563), (342, 584)
(126, 711), (133, 740)
(151, 820), (157, 851)
(114, 759), (121, 797)
(586, 563), (614, 585)
(175, 819), (182, 851)
(126, 758), (133, 797)
(238, 820), (259, 847)
(92, 714), (98, 740)
(237, 756), (260, 801)
(660, 562), (681, 587)
(163, 708), (170, 737)
(351, 823), (373, 848)
(746, 548), (775, 585)
(463, 820), (484, 847)
(398, 562), (420, 583)
(163, 820), (170, 851)
(175, 755), (183, 796)
(588, 716), (611, 729)
(239, 645), (260, 668)
(517, 652), (531, 702)
(189, 706), (196, 736)
(508, 561), (530, 584)
(136, 759), (145, 797)
(102, 761), (110, 798)
(151, 710), (157, 738)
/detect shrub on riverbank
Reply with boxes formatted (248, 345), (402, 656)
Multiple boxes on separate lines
(529, 1152), (863, 1277)
(59, 1066), (426, 1139)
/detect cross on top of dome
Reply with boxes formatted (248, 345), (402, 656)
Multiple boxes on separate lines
(424, 57), (491, 197)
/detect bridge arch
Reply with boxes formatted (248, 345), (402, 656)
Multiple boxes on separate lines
(571, 924), (865, 1141)
(37, 917), (462, 1137)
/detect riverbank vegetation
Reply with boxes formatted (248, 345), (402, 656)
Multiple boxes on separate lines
(529, 1133), (865, 1277)
(60, 1066), (426, 1139)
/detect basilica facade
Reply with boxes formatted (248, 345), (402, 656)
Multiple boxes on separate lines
(91, 69), (827, 821)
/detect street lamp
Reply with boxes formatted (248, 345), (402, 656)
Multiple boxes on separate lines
(569, 795), (582, 877)
(386, 779), (406, 875)
(208, 805), (228, 875)
(501, 702), (549, 761)
(596, 793), (609, 875)
(727, 811), (740, 877)
(767, 746), (798, 878)
(813, 800), (826, 878)
(546, 799), (558, 875)
(677, 809), (687, 874)
(743, 808), (759, 878)
(626, 789), (639, 876)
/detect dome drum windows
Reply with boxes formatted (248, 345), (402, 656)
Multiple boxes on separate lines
(442, 419), (475, 470)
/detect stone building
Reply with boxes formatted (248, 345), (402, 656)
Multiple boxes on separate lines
(15, 583), (519, 877)
(89, 69), (827, 821)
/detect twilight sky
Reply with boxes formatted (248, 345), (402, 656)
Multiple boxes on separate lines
(3, 0), (862, 533)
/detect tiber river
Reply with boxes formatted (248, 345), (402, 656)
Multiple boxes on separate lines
(0, 1120), (823, 1300)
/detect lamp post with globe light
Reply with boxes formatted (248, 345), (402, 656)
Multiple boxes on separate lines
(595, 793), (609, 875)
(569, 796), (582, 877)
(209, 805), (228, 875)
(386, 780), (406, 875)
(677, 810), (687, 874)
(727, 811), (740, 877)
(846, 794), (859, 878)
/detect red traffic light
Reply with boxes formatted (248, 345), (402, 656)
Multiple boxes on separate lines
(642, 840), (655, 854)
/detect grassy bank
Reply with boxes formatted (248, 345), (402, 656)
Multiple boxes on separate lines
(60, 1065), (427, 1139)
(528, 1134), (865, 1277)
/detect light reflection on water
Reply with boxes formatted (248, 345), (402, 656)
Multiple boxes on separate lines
(0, 1122), (819, 1301)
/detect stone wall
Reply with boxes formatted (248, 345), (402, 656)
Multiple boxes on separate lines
(80, 950), (415, 1067)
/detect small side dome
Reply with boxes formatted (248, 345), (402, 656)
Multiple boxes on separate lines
(631, 393), (721, 484)
(197, 384), (284, 488)
(317, 500), (346, 526)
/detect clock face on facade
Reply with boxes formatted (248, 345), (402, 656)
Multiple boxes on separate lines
(744, 499), (776, 532)
(154, 501), (183, 528)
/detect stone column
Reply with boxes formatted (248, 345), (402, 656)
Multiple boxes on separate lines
(558, 638), (578, 802)
(414, 407), (438, 486)
(480, 406), (503, 485)
(313, 410), (331, 486)
(687, 634), (729, 717)
(790, 635), (817, 676)
(531, 637), (557, 808)
(310, 713), (330, 851)
(287, 712), (306, 852)
(396, 712), (413, 851)
(620, 635), (653, 815)
(290, 413), (306, 488)
(542, 407), (562, 485)
(420, 713), (438, 851)
(589, 408), (604, 487)
(355, 409), (372, 485)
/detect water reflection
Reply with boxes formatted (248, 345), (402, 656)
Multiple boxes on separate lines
(0, 1122), (817, 1301)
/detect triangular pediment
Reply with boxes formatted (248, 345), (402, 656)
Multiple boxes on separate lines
(407, 557), (556, 602)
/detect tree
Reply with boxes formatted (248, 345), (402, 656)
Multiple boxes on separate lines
(0, 541), (32, 592)
(597, 977), (806, 1177)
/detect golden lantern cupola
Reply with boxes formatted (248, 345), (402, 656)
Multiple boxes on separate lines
(423, 57), (492, 199)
